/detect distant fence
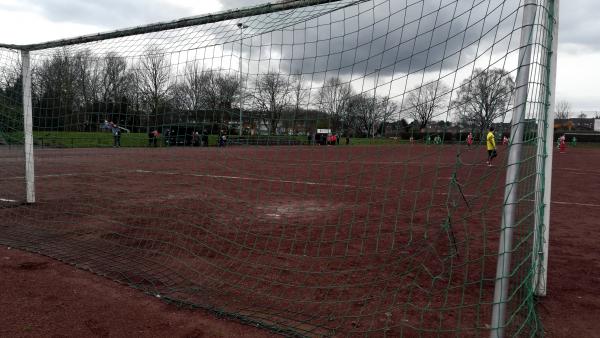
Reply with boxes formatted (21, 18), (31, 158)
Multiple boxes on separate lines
(227, 135), (305, 146)
(562, 132), (600, 143)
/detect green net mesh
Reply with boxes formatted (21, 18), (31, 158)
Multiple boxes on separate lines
(0, 0), (556, 336)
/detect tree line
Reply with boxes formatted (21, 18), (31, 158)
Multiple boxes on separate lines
(0, 46), (515, 137)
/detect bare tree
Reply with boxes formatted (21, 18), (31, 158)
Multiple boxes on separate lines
(101, 52), (129, 105)
(34, 49), (79, 130)
(181, 62), (204, 112)
(317, 77), (352, 132)
(251, 71), (294, 135)
(349, 95), (400, 137)
(346, 94), (373, 137)
(290, 74), (308, 134)
(378, 96), (400, 137)
(122, 69), (145, 130)
(407, 81), (450, 131)
(0, 59), (23, 132)
(71, 49), (103, 130)
(213, 72), (240, 111)
(452, 68), (514, 135)
(73, 50), (101, 108)
(169, 66), (240, 128)
(137, 46), (171, 130)
(555, 100), (571, 119)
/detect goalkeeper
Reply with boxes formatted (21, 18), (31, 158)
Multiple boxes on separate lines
(486, 126), (497, 166)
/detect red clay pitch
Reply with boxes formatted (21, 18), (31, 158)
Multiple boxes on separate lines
(0, 144), (598, 337)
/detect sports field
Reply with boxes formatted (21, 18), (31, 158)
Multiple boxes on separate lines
(0, 144), (598, 337)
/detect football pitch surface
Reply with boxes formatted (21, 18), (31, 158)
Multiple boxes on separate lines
(0, 144), (598, 336)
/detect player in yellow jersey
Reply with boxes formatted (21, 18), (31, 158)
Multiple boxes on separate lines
(486, 126), (497, 167)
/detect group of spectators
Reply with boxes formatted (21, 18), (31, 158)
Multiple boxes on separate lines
(147, 129), (208, 147)
(309, 133), (350, 145)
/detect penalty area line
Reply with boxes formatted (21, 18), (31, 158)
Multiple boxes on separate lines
(134, 169), (356, 189)
(137, 169), (600, 208)
(135, 169), (467, 195)
(551, 201), (600, 208)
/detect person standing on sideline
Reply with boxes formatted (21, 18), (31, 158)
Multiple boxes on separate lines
(559, 134), (566, 153)
(192, 131), (200, 147)
(149, 129), (160, 147)
(467, 132), (473, 147)
(111, 122), (121, 148)
(486, 126), (497, 166)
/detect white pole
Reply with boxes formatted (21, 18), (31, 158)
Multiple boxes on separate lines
(533, 0), (559, 297)
(373, 69), (380, 139)
(490, 1), (537, 337)
(21, 50), (35, 204)
(238, 23), (247, 137)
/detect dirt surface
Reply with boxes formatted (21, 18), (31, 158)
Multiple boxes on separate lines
(0, 144), (598, 337)
(0, 246), (275, 338)
(536, 147), (600, 337)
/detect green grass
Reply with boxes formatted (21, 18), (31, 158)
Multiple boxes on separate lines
(347, 137), (408, 146)
(5, 131), (222, 148)
(33, 131), (149, 148)
(1, 131), (417, 148)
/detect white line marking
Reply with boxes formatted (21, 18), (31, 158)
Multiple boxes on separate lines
(137, 170), (600, 208)
(4, 168), (598, 208)
(555, 167), (600, 175)
(552, 201), (600, 208)
(1, 170), (136, 180)
(135, 169), (356, 188)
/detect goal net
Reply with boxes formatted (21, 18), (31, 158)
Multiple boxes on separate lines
(0, 48), (26, 204)
(0, 0), (557, 336)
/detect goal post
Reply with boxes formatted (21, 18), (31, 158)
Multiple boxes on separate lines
(0, 0), (559, 336)
(533, 0), (560, 298)
(490, 1), (537, 335)
(21, 50), (35, 204)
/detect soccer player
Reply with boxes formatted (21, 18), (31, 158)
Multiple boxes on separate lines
(466, 132), (473, 147)
(111, 122), (121, 148)
(559, 134), (566, 153)
(486, 126), (497, 167)
(502, 135), (509, 146)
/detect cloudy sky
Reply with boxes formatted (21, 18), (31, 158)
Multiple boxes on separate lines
(0, 0), (597, 113)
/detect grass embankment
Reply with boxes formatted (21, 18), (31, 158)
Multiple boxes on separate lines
(3, 131), (416, 148)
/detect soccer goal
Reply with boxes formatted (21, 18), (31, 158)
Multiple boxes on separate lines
(0, 0), (559, 336)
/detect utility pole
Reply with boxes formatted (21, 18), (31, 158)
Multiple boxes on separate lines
(237, 23), (248, 137)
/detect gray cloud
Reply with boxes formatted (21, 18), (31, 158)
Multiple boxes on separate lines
(222, 0), (600, 51)
(217, 0), (523, 80)
(21, 0), (550, 96)
(17, 0), (194, 29)
(11, 0), (597, 52)
(558, 0), (600, 51)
